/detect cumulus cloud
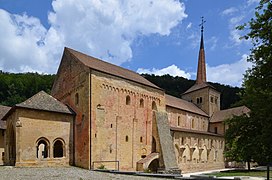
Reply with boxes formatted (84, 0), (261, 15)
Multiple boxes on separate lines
(0, 0), (187, 73)
(0, 10), (59, 73)
(137, 64), (191, 79)
(207, 54), (252, 87)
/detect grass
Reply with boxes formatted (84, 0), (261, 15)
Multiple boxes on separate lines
(205, 170), (272, 178)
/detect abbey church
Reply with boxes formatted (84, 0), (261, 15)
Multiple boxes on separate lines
(0, 28), (249, 173)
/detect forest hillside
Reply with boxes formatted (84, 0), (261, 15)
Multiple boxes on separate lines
(0, 71), (241, 109)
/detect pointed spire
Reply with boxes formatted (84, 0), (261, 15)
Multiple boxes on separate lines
(196, 17), (206, 84)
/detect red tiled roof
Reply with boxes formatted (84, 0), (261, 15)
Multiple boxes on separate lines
(66, 47), (161, 90)
(210, 106), (250, 123)
(183, 82), (217, 95)
(165, 94), (208, 117)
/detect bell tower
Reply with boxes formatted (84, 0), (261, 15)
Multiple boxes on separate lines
(182, 17), (220, 117)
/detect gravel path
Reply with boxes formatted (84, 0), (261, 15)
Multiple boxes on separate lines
(0, 166), (171, 180)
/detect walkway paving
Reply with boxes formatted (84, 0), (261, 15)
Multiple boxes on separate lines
(182, 168), (267, 180)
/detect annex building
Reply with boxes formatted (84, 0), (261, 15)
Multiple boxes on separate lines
(0, 29), (249, 173)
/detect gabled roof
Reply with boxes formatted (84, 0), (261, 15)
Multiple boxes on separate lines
(183, 82), (217, 95)
(16, 91), (74, 115)
(165, 94), (208, 117)
(0, 105), (10, 129)
(210, 106), (250, 123)
(65, 47), (162, 90)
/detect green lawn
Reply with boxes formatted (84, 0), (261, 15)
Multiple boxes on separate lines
(205, 170), (272, 178)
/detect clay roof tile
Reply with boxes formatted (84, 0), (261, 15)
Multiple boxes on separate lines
(65, 47), (161, 90)
(210, 106), (250, 123)
(16, 91), (74, 115)
(165, 94), (208, 117)
(0, 105), (11, 129)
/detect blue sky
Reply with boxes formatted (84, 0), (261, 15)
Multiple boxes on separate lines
(0, 0), (259, 87)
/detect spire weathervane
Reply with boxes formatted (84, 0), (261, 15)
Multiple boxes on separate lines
(196, 16), (207, 84)
(199, 16), (206, 33)
(199, 16), (206, 50)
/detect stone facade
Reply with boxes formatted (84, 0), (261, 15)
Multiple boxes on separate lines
(49, 47), (229, 173)
(4, 108), (74, 167)
(0, 129), (4, 165)
(90, 71), (165, 171)
(166, 104), (225, 173)
(0, 40), (248, 173)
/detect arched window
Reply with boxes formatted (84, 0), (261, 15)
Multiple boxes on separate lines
(192, 119), (195, 129)
(125, 135), (129, 142)
(36, 137), (49, 159)
(140, 136), (143, 143)
(152, 101), (157, 111)
(140, 98), (144, 108)
(126, 95), (131, 105)
(214, 127), (218, 134)
(181, 137), (184, 145)
(53, 139), (64, 158)
(177, 116), (181, 126)
(75, 93), (79, 105)
(200, 97), (203, 103)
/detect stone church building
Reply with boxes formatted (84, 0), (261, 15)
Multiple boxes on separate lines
(0, 29), (249, 173)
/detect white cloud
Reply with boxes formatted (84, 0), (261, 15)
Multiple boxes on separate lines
(137, 55), (251, 87)
(186, 22), (192, 29)
(221, 7), (238, 16)
(0, 0), (187, 73)
(0, 10), (59, 73)
(207, 36), (218, 51)
(137, 64), (191, 79)
(207, 54), (252, 87)
(247, 0), (259, 5)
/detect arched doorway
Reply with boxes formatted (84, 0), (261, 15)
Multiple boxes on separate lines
(148, 159), (159, 173)
(152, 136), (157, 153)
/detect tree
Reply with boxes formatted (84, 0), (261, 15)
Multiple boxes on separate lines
(225, 0), (272, 172)
(225, 115), (260, 170)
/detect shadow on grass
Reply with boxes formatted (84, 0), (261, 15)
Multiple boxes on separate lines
(205, 169), (272, 178)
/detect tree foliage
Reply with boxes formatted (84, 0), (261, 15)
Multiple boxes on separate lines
(0, 71), (55, 106)
(225, 0), (272, 165)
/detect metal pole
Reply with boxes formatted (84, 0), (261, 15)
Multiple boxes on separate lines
(267, 164), (270, 180)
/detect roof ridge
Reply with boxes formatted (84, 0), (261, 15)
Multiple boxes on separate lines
(65, 47), (161, 90)
(66, 47), (144, 79)
(16, 91), (73, 115)
(165, 94), (208, 117)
